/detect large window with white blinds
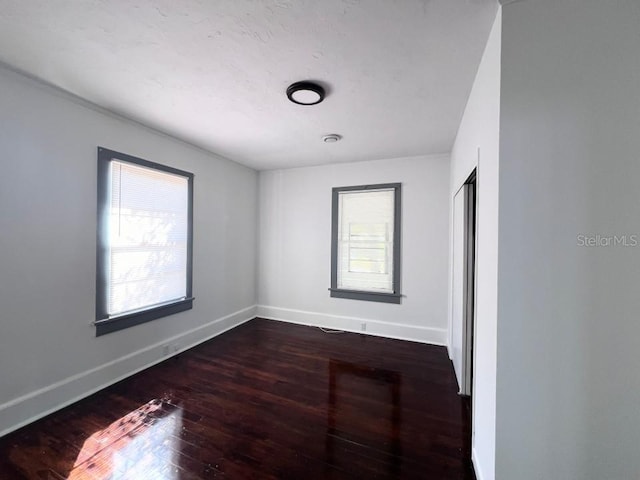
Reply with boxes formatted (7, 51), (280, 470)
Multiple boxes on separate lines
(330, 183), (401, 304)
(96, 147), (193, 336)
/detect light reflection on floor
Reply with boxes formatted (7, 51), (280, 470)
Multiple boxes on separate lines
(67, 399), (182, 480)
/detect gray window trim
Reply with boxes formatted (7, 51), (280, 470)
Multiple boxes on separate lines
(95, 147), (194, 337)
(330, 183), (402, 304)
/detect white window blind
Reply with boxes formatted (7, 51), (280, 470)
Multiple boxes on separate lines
(337, 189), (395, 293)
(107, 161), (189, 316)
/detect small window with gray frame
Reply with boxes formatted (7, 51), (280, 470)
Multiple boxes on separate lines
(329, 183), (401, 304)
(95, 147), (194, 336)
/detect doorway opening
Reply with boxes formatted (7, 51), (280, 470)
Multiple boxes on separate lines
(451, 169), (477, 397)
(451, 168), (478, 474)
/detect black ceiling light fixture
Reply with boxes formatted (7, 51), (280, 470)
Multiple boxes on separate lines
(286, 81), (325, 105)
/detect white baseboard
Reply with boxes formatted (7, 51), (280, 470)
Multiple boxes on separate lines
(256, 305), (447, 345)
(472, 446), (486, 480)
(0, 305), (257, 437)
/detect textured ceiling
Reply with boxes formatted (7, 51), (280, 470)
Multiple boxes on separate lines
(0, 0), (498, 170)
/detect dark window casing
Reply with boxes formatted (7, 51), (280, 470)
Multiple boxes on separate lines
(95, 147), (194, 336)
(330, 183), (402, 304)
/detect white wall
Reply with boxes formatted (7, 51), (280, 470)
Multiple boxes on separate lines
(449, 9), (501, 480)
(497, 1), (640, 479)
(0, 65), (258, 436)
(258, 155), (450, 344)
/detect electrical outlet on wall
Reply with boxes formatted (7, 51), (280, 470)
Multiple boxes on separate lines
(361, 322), (367, 332)
(162, 344), (170, 356)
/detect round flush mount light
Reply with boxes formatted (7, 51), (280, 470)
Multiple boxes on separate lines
(322, 134), (342, 143)
(286, 81), (325, 105)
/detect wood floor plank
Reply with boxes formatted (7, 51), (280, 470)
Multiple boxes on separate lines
(0, 318), (474, 479)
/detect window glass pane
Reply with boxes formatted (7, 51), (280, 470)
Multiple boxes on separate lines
(108, 161), (189, 315)
(337, 189), (394, 293)
(348, 223), (388, 274)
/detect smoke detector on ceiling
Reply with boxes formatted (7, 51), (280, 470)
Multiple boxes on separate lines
(322, 134), (342, 143)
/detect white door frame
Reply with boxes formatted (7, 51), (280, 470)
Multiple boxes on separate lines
(450, 169), (477, 396)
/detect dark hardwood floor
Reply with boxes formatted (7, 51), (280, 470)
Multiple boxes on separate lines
(0, 318), (474, 479)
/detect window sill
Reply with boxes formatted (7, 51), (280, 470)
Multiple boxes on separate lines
(329, 288), (401, 304)
(95, 298), (194, 336)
